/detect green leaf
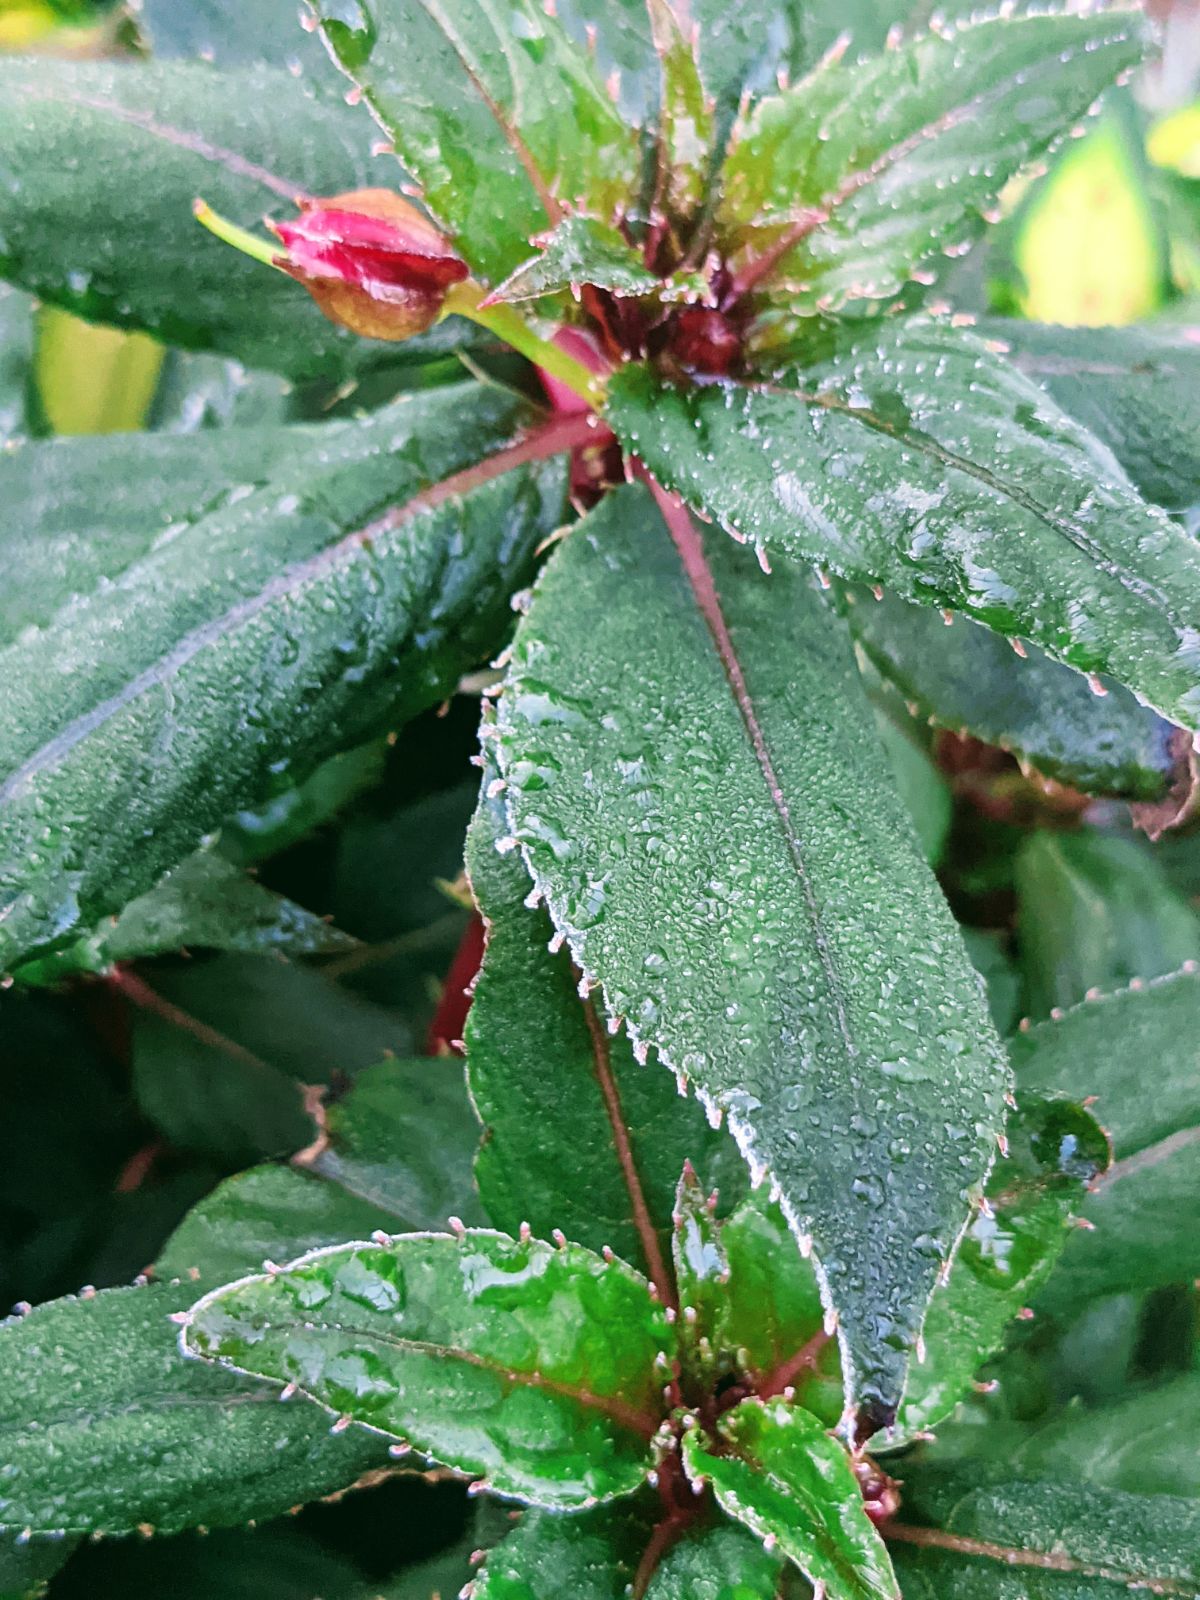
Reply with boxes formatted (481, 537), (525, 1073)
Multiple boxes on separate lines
(471, 1501), (653, 1598)
(872, 712), (951, 865)
(0, 1538), (69, 1600)
(1013, 832), (1200, 1020)
(848, 589), (1183, 804)
(0, 385), (569, 971)
(707, 1193), (844, 1426)
(647, 0), (714, 220)
(311, 0), (640, 285)
(128, 955), (410, 1166)
(13, 849), (355, 985)
(643, 1521), (787, 1599)
(0, 1281), (388, 1539)
(466, 779), (740, 1285)
(998, 1373), (1200, 1500)
(0, 59), (474, 381)
(670, 1162), (729, 1391)
(607, 317), (1200, 730)
(974, 319), (1200, 517)
(489, 215), (661, 304)
(492, 483), (1008, 1427)
(0, 286), (33, 448)
(136, 0), (345, 89)
(716, 13), (1147, 314)
(891, 1463), (1200, 1597)
(159, 1055), (485, 1285)
(893, 1097), (1110, 1441)
(682, 1398), (897, 1600)
(184, 1230), (674, 1508)
(1011, 967), (1200, 1307)
(32, 306), (164, 438)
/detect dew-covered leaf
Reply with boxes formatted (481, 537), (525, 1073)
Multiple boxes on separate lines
(1011, 967), (1200, 1308)
(13, 850), (355, 986)
(471, 1500), (654, 1598)
(136, 0), (345, 89)
(608, 317), (1200, 730)
(647, 0), (714, 220)
(492, 482), (1008, 1429)
(892, 1097), (1110, 1442)
(975, 318), (1200, 516)
(310, 0), (639, 285)
(159, 1055), (485, 1285)
(0, 59), (474, 381)
(466, 782), (740, 1284)
(0, 1282), (388, 1539)
(643, 1520), (787, 1599)
(0, 385), (569, 971)
(682, 1398), (897, 1600)
(488, 215), (661, 304)
(1013, 832), (1200, 1020)
(847, 589), (1183, 804)
(184, 1230), (673, 1508)
(891, 1463), (1200, 1598)
(715, 12), (1147, 314)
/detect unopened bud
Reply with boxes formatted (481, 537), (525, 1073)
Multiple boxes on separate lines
(269, 189), (468, 341)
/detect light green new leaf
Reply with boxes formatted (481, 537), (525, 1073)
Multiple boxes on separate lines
(893, 1463), (1200, 1598)
(0, 1282), (387, 1540)
(0, 385), (568, 971)
(976, 318), (1200, 516)
(1011, 967), (1200, 1307)
(492, 483), (1008, 1429)
(0, 60), (473, 381)
(311, 0), (640, 285)
(159, 1055), (485, 1285)
(893, 1097), (1110, 1441)
(847, 589), (1183, 804)
(184, 1230), (674, 1507)
(467, 781), (740, 1282)
(471, 1501), (654, 1598)
(717, 12), (1148, 313)
(647, 0), (714, 219)
(608, 318), (1200, 729)
(489, 216), (661, 304)
(682, 1399), (897, 1600)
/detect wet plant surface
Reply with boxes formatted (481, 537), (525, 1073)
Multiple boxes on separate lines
(0, 0), (1199, 1597)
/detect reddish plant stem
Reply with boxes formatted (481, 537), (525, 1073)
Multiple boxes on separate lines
(107, 967), (269, 1071)
(881, 1522), (1193, 1593)
(580, 990), (676, 1309)
(757, 1329), (832, 1401)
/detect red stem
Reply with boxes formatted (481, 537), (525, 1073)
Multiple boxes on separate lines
(107, 967), (269, 1070)
(757, 1329), (832, 1401)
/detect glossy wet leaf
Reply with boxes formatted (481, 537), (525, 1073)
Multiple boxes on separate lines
(973, 320), (1200, 519)
(0, 59), (474, 381)
(136, 0), (346, 89)
(13, 849), (355, 985)
(847, 589), (1182, 803)
(185, 1230), (674, 1507)
(716, 13), (1147, 314)
(310, 0), (639, 285)
(718, 1196), (846, 1426)
(159, 1056), (484, 1285)
(493, 483), (1008, 1425)
(647, 0), (714, 220)
(0, 1282), (388, 1539)
(893, 1462), (1200, 1598)
(1011, 967), (1200, 1307)
(893, 1097), (1110, 1441)
(682, 1399), (897, 1600)
(467, 780), (740, 1280)
(643, 1521), (787, 1599)
(0, 384), (567, 971)
(471, 1501), (653, 1598)
(670, 1163), (729, 1391)
(608, 318), (1200, 730)
(489, 216), (661, 304)
(1013, 832), (1200, 1019)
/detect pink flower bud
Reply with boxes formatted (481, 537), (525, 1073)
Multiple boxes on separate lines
(269, 189), (468, 341)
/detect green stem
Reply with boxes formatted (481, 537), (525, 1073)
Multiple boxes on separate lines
(443, 281), (604, 408)
(193, 199), (283, 271)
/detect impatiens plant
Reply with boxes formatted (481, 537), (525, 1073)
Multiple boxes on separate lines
(1, 0), (1199, 1596)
